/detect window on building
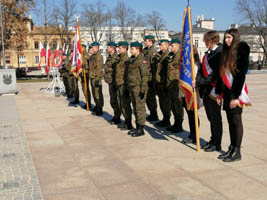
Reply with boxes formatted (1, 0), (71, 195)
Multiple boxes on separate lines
(195, 40), (199, 48)
(19, 56), (26, 64)
(258, 56), (262, 61)
(34, 41), (39, 49)
(35, 56), (39, 64)
(6, 56), (10, 64)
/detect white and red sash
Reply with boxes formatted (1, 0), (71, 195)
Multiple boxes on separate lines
(201, 55), (217, 100)
(222, 69), (251, 107)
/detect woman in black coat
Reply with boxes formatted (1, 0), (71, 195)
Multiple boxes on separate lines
(216, 28), (251, 162)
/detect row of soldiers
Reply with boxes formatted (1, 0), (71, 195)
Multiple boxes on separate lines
(60, 35), (184, 137)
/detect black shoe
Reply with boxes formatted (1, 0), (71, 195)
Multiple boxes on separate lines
(182, 138), (196, 144)
(204, 144), (221, 152)
(95, 107), (103, 116)
(70, 100), (80, 105)
(67, 95), (73, 99)
(128, 123), (138, 135)
(156, 119), (171, 127)
(166, 124), (183, 133)
(146, 114), (159, 122)
(218, 146), (234, 160)
(91, 106), (97, 113)
(111, 118), (121, 125)
(131, 125), (145, 137)
(201, 141), (212, 149)
(223, 147), (241, 162)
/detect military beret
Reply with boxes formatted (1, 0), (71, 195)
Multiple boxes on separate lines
(144, 35), (155, 40)
(82, 44), (86, 47)
(118, 41), (129, 47)
(107, 41), (117, 47)
(160, 39), (170, 44)
(62, 52), (69, 56)
(170, 38), (181, 44)
(91, 41), (100, 46)
(130, 42), (143, 48)
(88, 45), (92, 49)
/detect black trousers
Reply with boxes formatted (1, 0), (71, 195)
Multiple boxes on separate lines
(203, 95), (223, 147)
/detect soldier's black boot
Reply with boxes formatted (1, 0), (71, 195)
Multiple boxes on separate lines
(156, 116), (171, 127)
(218, 146), (234, 160)
(167, 120), (183, 133)
(91, 106), (97, 113)
(95, 107), (103, 116)
(70, 99), (80, 105)
(128, 123), (138, 135)
(111, 118), (121, 125)
(223, 147), (241, 162)
(119, 119), (133, 130)
(131, 125), (145, 137)
(146, 112), (159, 122)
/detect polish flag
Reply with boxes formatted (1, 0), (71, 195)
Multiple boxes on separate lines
(38, 42), (45, 69)
(53, 44), (60, 67)
(57, 44), (65, 68)
(45, 43), (51, 73)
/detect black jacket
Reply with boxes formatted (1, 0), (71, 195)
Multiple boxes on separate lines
(216, 42), (250, 107)
(196, 44), (222, 98)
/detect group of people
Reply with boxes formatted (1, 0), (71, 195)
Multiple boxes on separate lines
(59, 28), (250, 163)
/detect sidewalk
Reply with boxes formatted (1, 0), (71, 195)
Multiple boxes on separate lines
(1, 73), (267, 200)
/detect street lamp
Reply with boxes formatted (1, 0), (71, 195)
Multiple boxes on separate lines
(0, 0), (6, 69)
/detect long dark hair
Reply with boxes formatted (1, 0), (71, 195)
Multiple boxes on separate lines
(219, 28), (240, 76)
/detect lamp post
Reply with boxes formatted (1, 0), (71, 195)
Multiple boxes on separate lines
(0, 0), (6, 69)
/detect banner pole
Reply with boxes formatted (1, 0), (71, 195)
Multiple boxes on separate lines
(77, 18), (89, 111)
(188, 5), (200, 152)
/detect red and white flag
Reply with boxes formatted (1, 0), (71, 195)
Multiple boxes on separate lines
(222, 70), (251, 106)
(45, 43), (51, 73)
(38, 42), (45, 69)
(57, 44), (65, 68)
(53, 44), (60, 67)
(71, 25), (82, 76)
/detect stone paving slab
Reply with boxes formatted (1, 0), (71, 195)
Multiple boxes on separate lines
(2, 74), (267, 199)
(0, 97), (43, 200)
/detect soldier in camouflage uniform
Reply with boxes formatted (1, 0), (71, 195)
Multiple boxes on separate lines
(166, 39), (184, 133)
(143, 35), (159, 121)
(81, 44), (92, 110)
(59, 53), (72, 98)
(126, 42), (149, 137)
(89, 42), (104, 116)
(155, 40), (171, 127)
(104, 42), (121, 124)
(116, 41), (133, 131)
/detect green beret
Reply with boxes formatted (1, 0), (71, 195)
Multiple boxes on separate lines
(88, 45), (92, 49)
(160, 39), (169, 44)
(91, 41), (100, 46)
(130, 42), (143, 48)
(170, 38), (181, 44)
(118, 41), (129, 47)
(144, 35), (155, 40)
(107, 41), (117, 47)
(82, 44), (86, 47)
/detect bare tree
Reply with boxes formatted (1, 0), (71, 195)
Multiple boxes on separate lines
(235, 0), (267, 65)
(106, 9), (115, 42)
(80, 0), (109, 43)
(50, 0), (77, 46)
(146, 10), (165, 41)
(114, 1), (144, 41)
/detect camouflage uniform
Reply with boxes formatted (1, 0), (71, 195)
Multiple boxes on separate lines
(166, 50), (184, 132)
(127, 54), (149, 127)
(144, 45), (158, 121)
(81, 51), (92, 108)
(60, 57), (72, 98)
(104, 52), (121, 121)
(89, 50), (104, 115)
(155, 49), (171, 127)
(115, 52), (133, 130)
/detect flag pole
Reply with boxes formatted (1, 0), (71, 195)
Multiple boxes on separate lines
(76, 17), (89, 111)
(188, 5), (201, 152)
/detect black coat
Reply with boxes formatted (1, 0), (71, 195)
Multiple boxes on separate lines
(216, 42), (250, 110)
(196, 44), (222, 98)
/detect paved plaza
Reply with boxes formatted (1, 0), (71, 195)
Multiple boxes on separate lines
(1, 73), (267, 200)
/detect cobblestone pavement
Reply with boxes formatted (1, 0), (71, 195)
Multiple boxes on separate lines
(1, 73), (267, 200)
(0, 97), (43, 200)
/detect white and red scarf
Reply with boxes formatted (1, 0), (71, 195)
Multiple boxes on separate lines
(201, 55), (217, 100)
(222, 69), (251, 107)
